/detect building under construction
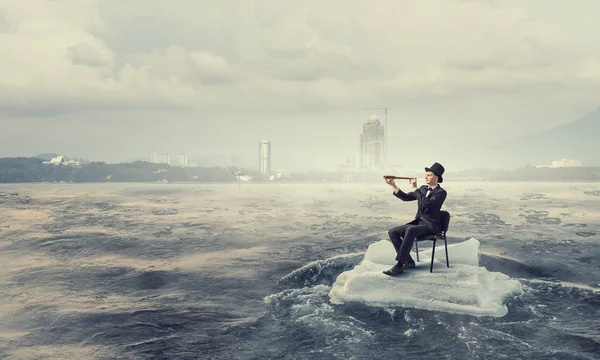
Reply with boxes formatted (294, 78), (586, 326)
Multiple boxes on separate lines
(359, 115), (385, 172)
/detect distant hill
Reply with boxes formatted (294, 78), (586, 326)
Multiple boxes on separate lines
(488, 107), (600, 167)
(0, 158), (237, 183)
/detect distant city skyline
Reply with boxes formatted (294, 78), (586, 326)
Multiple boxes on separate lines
(2, 1), (600, 171)
(150, 152), (188, 167)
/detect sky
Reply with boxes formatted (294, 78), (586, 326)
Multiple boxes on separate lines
(1, 0), (599, 171)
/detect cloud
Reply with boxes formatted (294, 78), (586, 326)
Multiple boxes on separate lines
(67, 42), (113, 68)
(580, 58), (600, 81)
(0, 0), (599, 150)
(125, 46), (234, 86)
(0, 12), (8, 33)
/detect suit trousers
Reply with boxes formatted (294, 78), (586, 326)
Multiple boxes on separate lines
(388, 223), (433, 263)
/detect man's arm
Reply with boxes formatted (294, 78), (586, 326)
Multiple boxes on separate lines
(392, 185), (418, 201)
(414, 189), (447, 211)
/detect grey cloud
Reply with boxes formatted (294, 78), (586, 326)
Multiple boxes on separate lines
(5, 0), (589, 115)
(446, 57), (555, 72)
(0, 84), (185, 118)
(265, 48), (309, 60)
(262, 54), (349, 83)
(68, 43), (111, 68)
(446, 61), (490, 72)
(0, 100), (181, 118)
(125, 46), (235, 87)
(0, 15), (8, 33)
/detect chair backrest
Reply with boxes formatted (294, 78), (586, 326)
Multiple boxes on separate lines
(440, 210), (450, 232)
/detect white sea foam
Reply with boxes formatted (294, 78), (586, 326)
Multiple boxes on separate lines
(328, 238), (523, 317)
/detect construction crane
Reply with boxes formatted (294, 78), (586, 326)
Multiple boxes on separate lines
(365, 107), (392, 169)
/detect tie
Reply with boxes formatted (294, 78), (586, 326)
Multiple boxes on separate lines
(426, 187), (434, 198)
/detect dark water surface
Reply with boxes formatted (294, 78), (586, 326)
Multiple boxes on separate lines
(1, 182), (599, 359)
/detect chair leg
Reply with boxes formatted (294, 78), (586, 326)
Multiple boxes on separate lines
(444, 236), (449, 268)
(415, 239), (420, 262)
(430, 240), (436, 273)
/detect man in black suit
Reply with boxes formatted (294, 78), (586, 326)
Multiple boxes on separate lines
(383, 162), (447, 276)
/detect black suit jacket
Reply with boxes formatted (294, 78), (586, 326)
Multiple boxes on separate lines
(393, 185), (447, 233)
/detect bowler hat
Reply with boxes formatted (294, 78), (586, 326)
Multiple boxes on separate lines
(425, 162), (445, 183)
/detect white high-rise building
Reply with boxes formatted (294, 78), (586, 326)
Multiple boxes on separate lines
(259, 141), (271, 175)
(175, 153), (188, 167)
(161, 153), (170, 165)
(150, 152), (160, 163)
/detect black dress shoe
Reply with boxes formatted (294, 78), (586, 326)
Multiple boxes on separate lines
(404, 261), (416, 269)
(383, 264), (404, 276)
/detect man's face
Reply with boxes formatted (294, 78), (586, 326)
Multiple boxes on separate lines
(425, 171), (438, 185)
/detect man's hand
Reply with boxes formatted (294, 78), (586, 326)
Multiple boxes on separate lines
(409, 178), (417, 187)
(385, 178), (397, 189)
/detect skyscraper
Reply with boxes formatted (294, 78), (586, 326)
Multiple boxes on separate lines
(150, 152), (160, 164)
(359, 115), (385, 171)
(175, 153), (188, 167)
(161, 153), (170, 165)
(259, 141), (271, 175)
